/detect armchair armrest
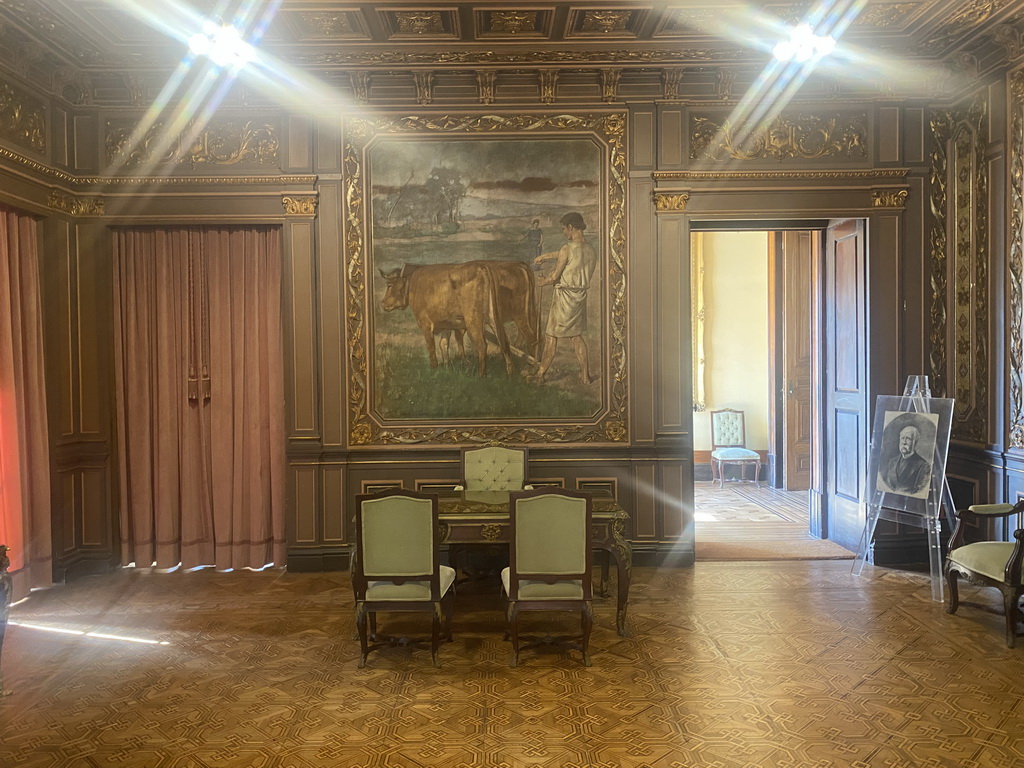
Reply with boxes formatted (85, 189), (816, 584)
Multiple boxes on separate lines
(949, 500), (1024, 551)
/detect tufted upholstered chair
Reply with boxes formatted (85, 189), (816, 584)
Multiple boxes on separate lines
(457, 445), (529, 491)
(710, 409), (761, 488)
(501, 488), (593, 667)
(352, 489), (455, 667)
(945, 500), (1024, 647)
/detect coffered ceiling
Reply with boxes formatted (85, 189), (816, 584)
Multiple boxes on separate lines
(0, 0), (1021, 104)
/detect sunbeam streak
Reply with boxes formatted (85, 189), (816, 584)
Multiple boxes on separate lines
(9, 621), (171, 646)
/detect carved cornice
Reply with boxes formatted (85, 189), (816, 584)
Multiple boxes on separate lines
(282, 196), (317, 216)
(294, 48), (747, 67)
(690, 112), (868, 162)
(653, 192), (689, 211)
(47, 189), (104, 216)
(930, 97), (989, 444)
(871, 189), (909, 208)
(653, 169), (908, 181)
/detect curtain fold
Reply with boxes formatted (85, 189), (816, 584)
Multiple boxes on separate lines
(114, 226), (284, 572)
(0, 205), (52, 600)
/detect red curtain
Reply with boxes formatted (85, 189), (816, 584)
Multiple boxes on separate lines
(0, 205), (52, 600)
(113, 227), (286, 571)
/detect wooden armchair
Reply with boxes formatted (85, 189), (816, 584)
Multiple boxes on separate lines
(944, 500), (1024, 647)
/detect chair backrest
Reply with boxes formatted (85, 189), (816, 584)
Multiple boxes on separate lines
(354, 489), (440, 598)
(461, 445), (528, 491)
(508, 488), (592, 594)
(711, 408), (747, 449)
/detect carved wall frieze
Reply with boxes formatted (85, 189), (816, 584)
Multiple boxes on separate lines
(925, 0), (1010, 53)
(1009, 69), (1024, 447)
(282, 196), (317, 216)
(930, 97), (989, 444)
(655, 169), (908, 181)
(293, 48), (744, 68)
(47, 189), (104, 216)
(342, 112), (628, 446)
(653, 192), (689, 211)
(105, 119), (279, 171)
(689, 113), (868, 162)
(871, 188), (909, 208)
(0, 79), (45, 154)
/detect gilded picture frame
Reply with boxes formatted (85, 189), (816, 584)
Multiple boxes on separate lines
(343, 113), (628, 446)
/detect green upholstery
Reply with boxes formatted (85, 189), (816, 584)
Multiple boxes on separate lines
(711, 410), (746, 446)
(710, 408), (761, 487)
(463, 446), (526, 491)
(948, 543), (1021, 583)
(360, 495), (434, 577)
(368, 566), (457, 601)
(500, 571), (584, 600)
(968, 504), (1015, 516)
(514, 495), (588, 575)
(711, 447), (759, 460)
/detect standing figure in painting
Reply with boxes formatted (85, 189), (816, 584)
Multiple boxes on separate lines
(518, 218), (544, 259)
(531, 212), (598, 385)
(879, 423), (932, 496)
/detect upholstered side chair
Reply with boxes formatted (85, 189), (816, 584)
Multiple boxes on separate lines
(710, 408), (761, 488)
(457, 445), (530, 491)
(502, 487), (594, 667)
(945, 500), (1024, 647)
(352, 489), (455, 667)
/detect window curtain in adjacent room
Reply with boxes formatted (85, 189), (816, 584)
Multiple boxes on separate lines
(113, 227), (286, 571)
(0, 205), (52, 600)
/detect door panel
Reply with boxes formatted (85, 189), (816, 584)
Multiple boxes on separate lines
(781, 231), (813, 491)
(824, 219), (868, 550)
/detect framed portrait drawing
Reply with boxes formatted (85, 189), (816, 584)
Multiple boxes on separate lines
(343, 113), (628, 447)
(866, 395), (954, 513)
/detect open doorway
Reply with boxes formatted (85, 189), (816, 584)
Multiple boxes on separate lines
(690, 225), (852, 561)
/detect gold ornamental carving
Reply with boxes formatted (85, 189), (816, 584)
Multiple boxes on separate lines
(581, 11), (631, 34)
(295, 48), (741, 67)
(653, 193), (689, 212)
(539, 70), (558, 104)
(871, 189), (909, 208)
(601, 69), (621, 103)
(1009, 69), (1024, 446)
(395, 11), (444, 35)
(480, 524), (503, 541)
(857, 3), (918, 27)
(282, 196), (317, 216)
(350, 72), (371, 104)
(654, 169), (907, 181)
(343, 113), (628, 447)
(476, 70), (496, 105)
(930, 98), (989, 443)
(301, 12), (355, 36)
(0, 80), (45, 154)
(690, 113), (868, 162)
(490, 11), (536, 35)
(662, 69), (684, 101)
(106, 119), (279, 170)
(414, 71), (434, 105)
(47, 190), (104, 216)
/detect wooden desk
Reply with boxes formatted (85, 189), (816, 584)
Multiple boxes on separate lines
(435, 489), (632, 636)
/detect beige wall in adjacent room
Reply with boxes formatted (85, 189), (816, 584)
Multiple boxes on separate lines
(693, 231), (771, 451)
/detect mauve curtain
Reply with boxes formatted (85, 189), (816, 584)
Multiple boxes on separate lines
(0, 205), (52, 600)
(113, 227), (285, 571)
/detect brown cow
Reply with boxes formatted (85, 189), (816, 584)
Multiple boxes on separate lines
(379, 262), (514, 376)
(469, 260), (540, 363)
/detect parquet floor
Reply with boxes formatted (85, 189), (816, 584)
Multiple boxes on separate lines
(2, 562), (1023, 767)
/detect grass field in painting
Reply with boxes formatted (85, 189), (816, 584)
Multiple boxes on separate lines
(370, 223), (604, 421)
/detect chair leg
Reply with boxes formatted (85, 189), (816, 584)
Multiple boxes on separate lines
(581, 602), (593, 667)
(754, 461), (761, 487)
(1003, 587), (1021, 649)
(355, 602), (369, 668)
(945, 569), (959, 615)
(507, 602), (520, 667)
(442, 590), (454, 641)
(431, 603), (442, 667)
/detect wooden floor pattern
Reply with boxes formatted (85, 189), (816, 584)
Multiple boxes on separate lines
(2, 562), (1023, 767)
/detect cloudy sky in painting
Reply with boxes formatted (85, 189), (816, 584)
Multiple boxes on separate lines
(368, 137), (601, 217)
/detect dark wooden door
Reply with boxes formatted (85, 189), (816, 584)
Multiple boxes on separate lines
(823, 219), (869, 549)
(781, 231), (814, 491)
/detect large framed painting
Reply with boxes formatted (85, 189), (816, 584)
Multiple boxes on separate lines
(343, 113), (627, 446)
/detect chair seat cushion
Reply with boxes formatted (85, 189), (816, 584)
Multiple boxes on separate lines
(711, 447), (760, 461)
(967, 503), (1016, 515)
(366, 565), (456, 601)
(500, 567), (584, 600)
(948, 542), (1021, 583)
